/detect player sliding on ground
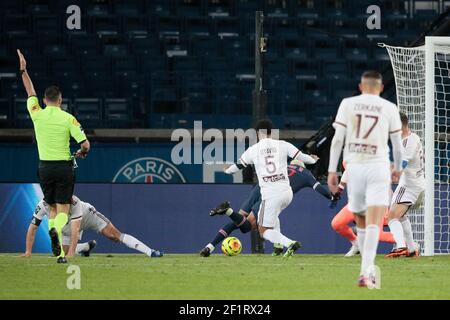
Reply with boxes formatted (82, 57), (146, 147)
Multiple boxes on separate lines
(201, 160), (339, 257)
(328, 71), (403, 288)
(22, 195), (163, 258)
(385, 112), (423, 258)
(212, 119), (318, 258)
(331, 166), (395, 257)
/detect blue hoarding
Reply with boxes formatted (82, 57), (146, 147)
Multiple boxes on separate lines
(0, 183), (399, 254)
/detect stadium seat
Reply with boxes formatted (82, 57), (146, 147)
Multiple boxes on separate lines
(69, 34), (99, 57)
(4, 15), (30, 35)
(73, 98), (103, 126)
(43, 44), (67, 58)
(151, 88), (180, 113)
(122, 16), (149, 36)
(104, 98), (131, 127)
(114, 3), (140, 16)
(103, 44), (128, 57)
(0, 98), (11, 128)
(13, 97), (32, 128)
(32, 15), (60, 34)
(0, 0), (442, 129)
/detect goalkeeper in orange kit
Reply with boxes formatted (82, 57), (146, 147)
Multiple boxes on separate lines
(331, 164), (395, 257)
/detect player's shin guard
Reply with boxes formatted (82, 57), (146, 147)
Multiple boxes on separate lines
(262, 229), (293, 248)
(211, 223), (237, 247)
(388, 218), (406, 248)
(361, 224), (380, 276)
(400, 216), (416, 252)
(226, 210), (245, 225)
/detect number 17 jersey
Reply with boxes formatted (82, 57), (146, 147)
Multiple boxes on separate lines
(334, 93), (402, 165)
(239, 138), (300, 200)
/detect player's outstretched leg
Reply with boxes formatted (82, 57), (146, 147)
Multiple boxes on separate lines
(101, 223), (163, 257)
(202, 204), (254, 256)
(200, 222), (237, 257)
(283, 241), (302, 258)
(210, 201), (231, 216)
(210, 202), (252, 229)
(331, 205), (359, 257)
(77, 240), (97, 257)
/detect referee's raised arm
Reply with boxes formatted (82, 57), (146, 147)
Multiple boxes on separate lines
(17, 50), (36, 97)
(17, 49), (90, 263)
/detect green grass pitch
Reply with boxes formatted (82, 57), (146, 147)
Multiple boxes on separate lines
(1, 253), (450, 299)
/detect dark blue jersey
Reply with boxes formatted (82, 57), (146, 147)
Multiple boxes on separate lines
(287, 164), (320, 193)
(239, 164), (331, 219)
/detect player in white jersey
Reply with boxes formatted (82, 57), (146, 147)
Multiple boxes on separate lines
(385, 112), (424, 258)
(22, 195), (163, 258)
(327, 71), (403, 288)
(214, 119), (318, 258)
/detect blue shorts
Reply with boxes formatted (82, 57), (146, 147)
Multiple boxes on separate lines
(240, 185), (261, 219)
(251, 199), (262, 220)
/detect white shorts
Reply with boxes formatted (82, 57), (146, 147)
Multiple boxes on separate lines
(391, 184), (424, 209)
(62, 227), (84, 246)
(61, 210), (110, 246)
(258, 189), (293, 228)
(346, 162), (391, 215)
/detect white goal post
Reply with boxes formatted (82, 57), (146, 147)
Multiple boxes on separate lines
(381, 37), (450, 256)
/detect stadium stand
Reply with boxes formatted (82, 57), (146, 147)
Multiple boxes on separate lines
(0, 0), (442, 129)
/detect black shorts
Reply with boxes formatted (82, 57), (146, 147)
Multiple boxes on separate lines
(38, 160), (75, 205)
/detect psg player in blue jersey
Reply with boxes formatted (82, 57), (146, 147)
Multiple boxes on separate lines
(200, 160), (340, 256)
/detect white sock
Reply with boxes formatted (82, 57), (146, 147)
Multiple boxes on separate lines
(356, 228), (366, 256)
(388, 218), (406, 248)
(120, 233), (153, 257)
(351, 240), (358, 246)
(76, 242), (90, 254)
(400, 216), (416, 252)
(206, 243), (215, 252)
(361, 224), (380, 276)
(262, 229), (293, 248)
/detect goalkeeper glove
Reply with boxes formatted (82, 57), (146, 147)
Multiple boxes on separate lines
(329, 187), (343, 209)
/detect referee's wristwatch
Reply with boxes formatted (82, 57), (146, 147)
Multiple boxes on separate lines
(20, 69), (26, 75)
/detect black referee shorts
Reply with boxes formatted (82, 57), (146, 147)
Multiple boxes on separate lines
(38, 160), (75, 205)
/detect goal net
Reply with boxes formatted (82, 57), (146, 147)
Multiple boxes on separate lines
(382, 37), (450, 255)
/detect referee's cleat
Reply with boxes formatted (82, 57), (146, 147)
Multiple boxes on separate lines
(151, 250), (163, 258)
(210, 201), (232, 217)
(80, 240), (97, 257)
(56, 256), (67, 264)
(200, 247), (211, 257)
(283, 241), (302, 258)
(49, 228), (61, 257)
